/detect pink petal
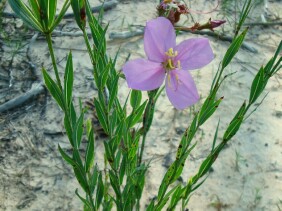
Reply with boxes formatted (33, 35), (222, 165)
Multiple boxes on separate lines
(166, 69), (199, 109)
(123, 59), (165, 91)
(144, 17), (176, 63)
(174, 38), (214, 70)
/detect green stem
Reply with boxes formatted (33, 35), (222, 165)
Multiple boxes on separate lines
(138, 133), (147, 166)
(82, 29), (98, 83)
(87, 192), (96, 211)
(45, 33), (63, 91)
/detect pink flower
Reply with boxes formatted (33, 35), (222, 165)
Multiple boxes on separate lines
(122, 17), (214, 109)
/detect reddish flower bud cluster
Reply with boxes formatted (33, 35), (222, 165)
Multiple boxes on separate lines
(157, 0), (189, 24)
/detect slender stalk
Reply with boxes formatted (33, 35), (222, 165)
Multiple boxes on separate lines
(83, 29), (95, 64)
(138, 133), (147, 166)
(87, 192), (96, 211)
(45, 33), (63, 91)
(82, 29), (98, 83)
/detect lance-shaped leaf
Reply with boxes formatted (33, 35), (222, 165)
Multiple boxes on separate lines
(73, 111), (84, 149)
(104, 140), (114, 166)
(198, 97), (223, 126)
(223, 102), (246, 141)
(71, 0), (86, 30)
(64, 114), (74, 147)
(89, 165), (99, 194)
(176, 113), (198, 160)
(126, 100), (147, 128)
(108, 75), (119, 110)
(222, 29), (248, 69)
(94, 98), (109, 134)
(47, 0), (57, 28)
(58, 144), (75, 166)
(8, 0), (43, 31)
(128, 134), (140, 161)
(172, 143), (196, 183)
(75, 189), (92, 210)
(85, 128), (95, 173)
(130, 89), (142, 109)
(249, 66), (265, 104)
(9, 0), (70, 33)
(73, 149), (89, 192)
(42, 68), (65, 110)
(64, 52), (74, 108)
(51, 0), (71, 32)
(155, 185), (179, 211)
(168, 185), (186, 210)
(109, 170), (122, 199)
(99, 62), (111, 90)
(86, 0), (105, 48)
(96, 173), (104, 209)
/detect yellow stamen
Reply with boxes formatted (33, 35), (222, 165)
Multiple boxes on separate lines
(168, 59), (174, 69)
(177, 60), (181, 69)
(165, 48), (178, 57)
(167, 74), (172, 87)
(164, 48), (181, 71)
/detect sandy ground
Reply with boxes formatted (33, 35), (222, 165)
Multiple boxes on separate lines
(0, 0), (282, 210)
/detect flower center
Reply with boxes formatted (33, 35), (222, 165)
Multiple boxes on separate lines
(163, 48), (181, 72)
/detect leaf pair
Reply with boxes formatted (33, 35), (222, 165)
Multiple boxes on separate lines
(8, 0), (70, 33)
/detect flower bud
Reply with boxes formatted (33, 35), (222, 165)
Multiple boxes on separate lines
(157, 0), (188, 24)
(210, 20), (226, 29)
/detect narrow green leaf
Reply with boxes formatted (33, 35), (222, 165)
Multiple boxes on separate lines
(73, 149), (89, 192)
(109, 110), (117, 136)
(42, 68), (65, 110)
(64, 114), (74, 147)
(96, 173), (104, 209)
(71, 0), (86, 30)
(75, 189), (92, 210)
(108, 75), (119, 110)
(28, 0), (40, 20)
(86, 0), (103, 47)
(198, 97), (223, 126)
(73, 111), (84, 148)
(172, 143), (196, 183)
(249, 66), (265, 104)
(118, 156), (126, 185)
(168, 185), (185, 210)
(130, 89), (142, 109)
(222, 29), (248, 69)
(38, 0), (48, 30)
(47, 0), (57, 28)
(212, 119), (220, 152)
(126, 100), (147, 128)
(104, 140), (114, 166)
(51, 0), (70, 31)
(235, 0), (252, 37)
(58, 144), (75, 166)
(64, 52), (74, 108)
(99, 62), (111, 89)
(128, 134), (140, 161)
(223, 102), (246, 141)
(94, 98), (109, 134)
(8, 0), (43, 31)
(156, 185), (179, 211)
(70, 102), (77, 128)
(85, 128), (95, 173)
(109, 170), (121, 198)
(89, 165), (99, 194)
